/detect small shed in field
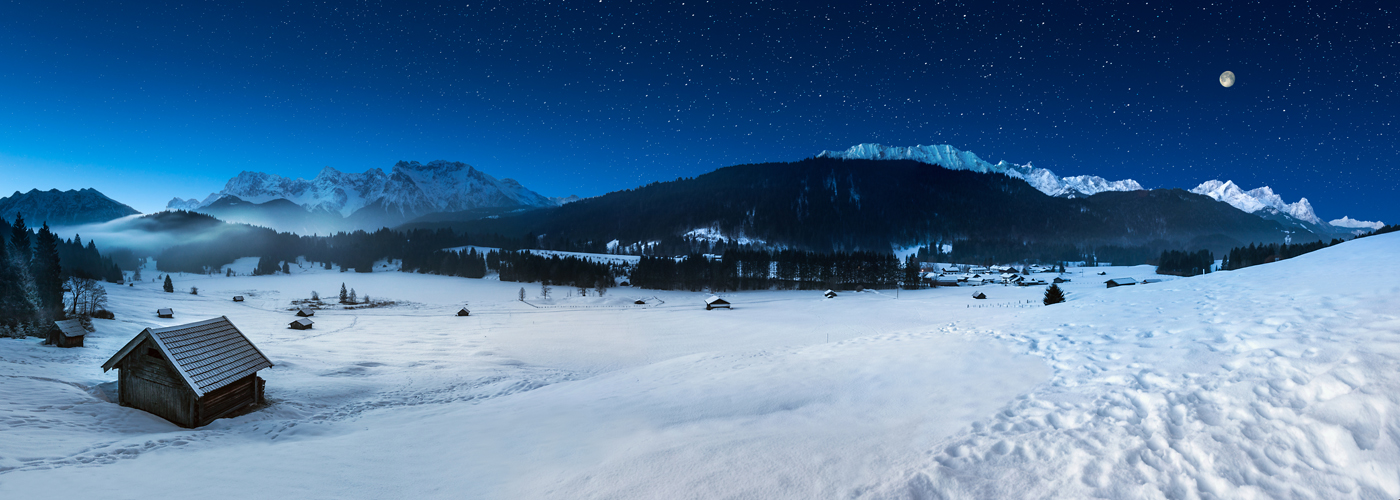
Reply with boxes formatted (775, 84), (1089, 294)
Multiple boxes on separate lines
(157, 308), (174, 318)
(456, 308), (471, 317)
(54, 319), (88, 348)
(233, 296), (244, 302)
(972, 292), (987, 299)
(101, 316), (272, 428)
(634, 299), (646, 305)
(824, 289), (838, 298)
(935, 277), (961, 287)
(289, 318), (314, 330)
(1105, 278), (1137, 288)
(1142, 278), (1163, 284)
(705, 296), (731, 310)
(295, 306), (315, 317)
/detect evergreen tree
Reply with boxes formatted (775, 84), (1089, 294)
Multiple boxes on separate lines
(1043, 283), (1066, 305)
(226, 268), (234, 277)
(519, 287), (526, 301)
(339, 283), (349, 303)
(163, 275), (174, 293)
(311, 291), (320, 301)
(133, 266), (142, 282)
(9, 213), (31, 262)
(32, 223), (64, 321)
(282, 262), (291, 274)
(0, 233), (29, 327)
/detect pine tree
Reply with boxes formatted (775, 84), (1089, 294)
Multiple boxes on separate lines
(518, 287), (526, 301)
(339, 283), (348, 303)
(311, 291), (320, 301)
(226, 268), (234, 277)
(9, 213), (31, 262)
(282, 262), (291, 274)
(1043, 283), (1066, 305)
(0, 234), (28, 327)
(32, 223), (64, 321)
(133, 266), (142, 282)
(163, 275), (174, 293)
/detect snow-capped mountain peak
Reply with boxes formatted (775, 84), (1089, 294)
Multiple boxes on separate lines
(1189, 180), (1323, 225)
(816, 144), (1143, 197)
(169, 161), (553, 219)
(1329, 216), (1386, 231)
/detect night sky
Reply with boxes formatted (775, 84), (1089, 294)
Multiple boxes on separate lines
(1, 1), (1396, 222)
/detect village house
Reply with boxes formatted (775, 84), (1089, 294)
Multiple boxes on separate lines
(53, 318), (87, 348)
(705, 296), (731, 310)
(101, 316), (272, 428)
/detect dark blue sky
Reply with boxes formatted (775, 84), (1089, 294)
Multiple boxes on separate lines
(2, 1), (1396, 222)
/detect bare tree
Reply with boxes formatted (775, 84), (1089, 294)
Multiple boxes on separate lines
(518, 287), (526, 301)
(540, 281), (551, 299)
(595, 280), (607, 297)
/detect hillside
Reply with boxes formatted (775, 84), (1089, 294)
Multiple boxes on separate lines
(403, 157), (1305, 252)
(0, 188), (140, 226)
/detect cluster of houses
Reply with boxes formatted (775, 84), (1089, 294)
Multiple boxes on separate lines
(919, 265), (1064, 288)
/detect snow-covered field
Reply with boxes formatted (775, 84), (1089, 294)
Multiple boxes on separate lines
(3, 234), (1399, 499)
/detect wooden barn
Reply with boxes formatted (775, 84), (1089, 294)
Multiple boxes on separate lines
(456, 307), (471, 317)
(1105, 278), (1138, 288)
(296, 306), (315, 317)
(101, 316), (272, 428)
(53, 318), (88, 348)
(972, 292), (987, 299)
(705, 296), (731, 310)
(157, 308), (174, 318)
(289, 318), (314, 330)
(233, 296), (244, 302)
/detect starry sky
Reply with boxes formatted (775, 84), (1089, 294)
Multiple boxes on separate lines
(1, 1), (1396, 222)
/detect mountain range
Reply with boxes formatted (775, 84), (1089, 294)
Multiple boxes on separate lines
(406, 156), (1311, 254)
(0, 188), (141, 227)
(818, 144), (1145, 198)
(167, 160), (564, 233)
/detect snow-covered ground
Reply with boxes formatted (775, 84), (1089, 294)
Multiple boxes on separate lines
(4, 234), (1400, 499)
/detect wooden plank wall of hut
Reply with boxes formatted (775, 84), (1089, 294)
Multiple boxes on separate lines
(197, 374), (258, 425)
(120, 341), (197, 427)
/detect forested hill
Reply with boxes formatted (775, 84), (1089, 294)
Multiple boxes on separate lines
(400, 157), (1307, 252)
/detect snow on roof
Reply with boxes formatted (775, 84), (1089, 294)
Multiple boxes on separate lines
(102, 316), (273, 397)
(157, 308), (174, 315)
(291, 318), (314, 327)
(55, 319), (87, 338)
(705, 296), (729, 304)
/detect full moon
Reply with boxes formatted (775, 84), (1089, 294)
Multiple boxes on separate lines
(1220, 71), (1236, 87)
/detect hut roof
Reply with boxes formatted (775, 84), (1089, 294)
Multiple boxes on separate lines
(291, 318), (314, 328)
(1106, 278), (1138, 286)
(233, 295), (244, 301)
(102, 316), (273, 397)
(705, 296), (729, 305)
(296, 306), (315, 316)
(157, 308), (174, 315)
(55, 319), (87, 338)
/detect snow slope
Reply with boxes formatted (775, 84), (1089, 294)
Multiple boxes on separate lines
(817, 144), (1144, 198)
(4, 234), (1400, 498)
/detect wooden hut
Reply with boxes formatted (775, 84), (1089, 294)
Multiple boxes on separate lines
(157, 308), (174, 318)
(54, 319), (88, 348)
(233, 296), (244, 302)
(705, 296), (731, 310)
(101, 316), (272, 428)
(1105, 278), (1137, 288)
(289, 318), (314, 330)
(972, 292), (987, 299)
(634, 299), (646, 305)
(824, 289), (838, 298)
(456, 308), (471, 317)
(296, 306), (315, 317)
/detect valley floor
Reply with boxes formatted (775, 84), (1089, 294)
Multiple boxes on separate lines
(3, 236), (1399, 499)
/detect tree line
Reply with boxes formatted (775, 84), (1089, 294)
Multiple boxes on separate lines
(1, 213), (117, 341)
(1154, 249), (1215, 276)
(1220, 239), (1343, 271)
(630, 249), (904, 292)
